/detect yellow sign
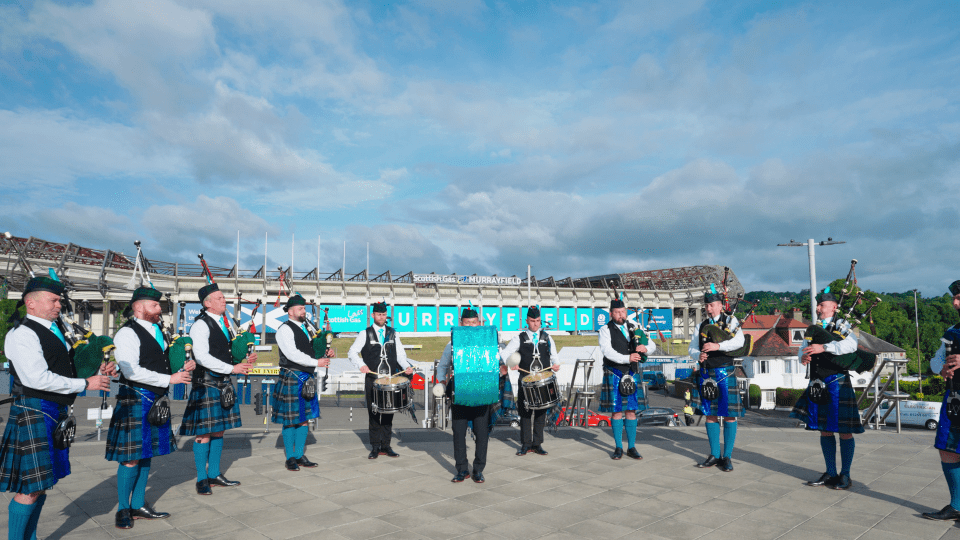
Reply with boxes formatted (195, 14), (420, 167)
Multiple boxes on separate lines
(249, 367), (280, 375)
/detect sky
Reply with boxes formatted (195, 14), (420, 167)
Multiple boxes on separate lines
(1, 0), (958, 297)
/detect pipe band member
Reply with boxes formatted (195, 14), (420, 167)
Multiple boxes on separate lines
(437, 307), (506, 483)
(273, 294), (332, 471)
(347, 301), (413, 459)
(1, 277), (114, 540)
(107, 287), (195, 529)
(689, 288), (744, 472)
(499, 305), (559, 456)
(922, 280), (960, 521)
(790, 288), (861, 491)
(598, 296), (654, 460)
(179, 283), (255, 495)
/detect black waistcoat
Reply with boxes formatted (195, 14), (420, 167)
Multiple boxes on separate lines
(119, 320), (171, 396)
(279, 320), (315, 374)
(519, 331), (551, 372)
(603, 320), (635, 369)
(360, 325), (400, 376)
(699, 315), (734, 369)
(810, 319), (847, 378)
(192, 311), (233, 384)
(12, 318), (78, 405)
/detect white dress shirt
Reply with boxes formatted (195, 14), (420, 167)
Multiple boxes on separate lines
(499, 330), (559, 365)
(114, 317), (172, 388)
(598, 321), (657, 364)
(346, 325), (412, 373)
(688, 316), (745, 358)
(277, 321), (318, 369)
(797, 317), (859, 361)
(189, 313), (235, 375)
(4, 314), (86, 394)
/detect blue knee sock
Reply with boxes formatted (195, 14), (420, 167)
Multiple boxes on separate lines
(722, 421), (737, 458)
(611, 418), (624, 449)
(942, 461), (960, 511)
(193, 440), (210, 481)
(117, 463), (139, 510)
(820, 435), (837, 476)
(624, 418), (638, 449)
(839, 437), (855, 476)
(705, 422), (721, 458)
(295, 425), (308, 459)
(9, 499), (35, 540)
(25, 493), (45, 540)
(282, 426), (297, 459)
(131, 458), (151, 509)
(208, 437), (224, 478)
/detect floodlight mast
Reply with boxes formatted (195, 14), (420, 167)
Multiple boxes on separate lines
(777, 238), (846, 322)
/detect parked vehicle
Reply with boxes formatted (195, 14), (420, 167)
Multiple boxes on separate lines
(495, 408), (521, 428)
(556, 407), (612, 427)
(868, 399), (940, 430)
(637, 407), (679, 427)
(642, 372), (666, 390)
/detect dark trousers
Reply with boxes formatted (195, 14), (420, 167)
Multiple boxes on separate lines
(365, 376), (394, 448)
(451, 404), (490, 474)
(517, 391), (546, 447)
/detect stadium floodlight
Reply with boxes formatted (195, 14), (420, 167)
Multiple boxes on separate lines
(777, 238), (846, 322)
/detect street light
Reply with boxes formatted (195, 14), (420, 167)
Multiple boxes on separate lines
(777, 238), (846, 322)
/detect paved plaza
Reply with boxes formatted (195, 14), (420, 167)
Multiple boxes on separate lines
(2, 398), (959, 540)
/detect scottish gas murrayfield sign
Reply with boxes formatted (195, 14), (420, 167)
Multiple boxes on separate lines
(413, 274), (522, 286)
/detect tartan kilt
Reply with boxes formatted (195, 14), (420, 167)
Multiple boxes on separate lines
(790, 373), (864, 434)
(698, 366), (742, 417)
(271, 368), (320, 426)
(934, 392), (960, 453)
(179, 381), (242, 436)
(105, 386), (177, 462)
(0, 397), (71, 494)
(599, 368), (646, 413)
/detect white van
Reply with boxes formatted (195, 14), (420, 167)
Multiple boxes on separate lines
(868, 399), (941, 430)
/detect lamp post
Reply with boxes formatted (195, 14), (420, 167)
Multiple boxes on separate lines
(914, 289), (922, 394)
(777, 238), (846, 322)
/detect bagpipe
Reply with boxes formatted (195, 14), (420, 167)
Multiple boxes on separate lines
(3, 231), (115, 380)
(303, 304), (335, 392)
(698, 292), (758, 364)
(803, 259), (881, 372)
(198, 254), (257, 363)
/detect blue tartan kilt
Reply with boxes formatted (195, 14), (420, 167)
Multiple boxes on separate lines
(271, 368), (320, 426)
(0, 397), (71, 494)
(790, 373), (864, 434)
(934, 392), (960, 453)
(698, 367), (742, 417)
(179, 382), (242, 436)
(105, 386), (177, 462)
(599, 368), (646, 413)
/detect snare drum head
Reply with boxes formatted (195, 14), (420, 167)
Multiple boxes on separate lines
(523, 371), (554, 384)
(376, 375), (408, 386)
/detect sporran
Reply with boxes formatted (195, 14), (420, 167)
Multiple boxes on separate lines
(147, 395), (171, 426)
(219, 383), (236, 409)
(53, 415), (77, 450)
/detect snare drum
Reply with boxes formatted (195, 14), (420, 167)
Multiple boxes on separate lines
(371, 375), (411, 414)
(520, 371), (560, 411)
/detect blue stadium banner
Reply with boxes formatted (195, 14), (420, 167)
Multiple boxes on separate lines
(541, 306), (557, 330)
(480, 306), (499, 328)
(418, 306), (437, 332)
(557, 307), (575, 331)
(593, 308), (610, 330)
(438, 305), (459, 332)
(642, 308), (673, 338)
(392, 305), (415, 332)
(577, 309), (593, 331)
(502, 307), (521, 331)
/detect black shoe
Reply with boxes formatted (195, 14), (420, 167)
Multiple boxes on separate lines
(611, 448), (623, 460)
(697, 455), (720, 468)
(285, 457), (300, 471)
(829, 473), (852, 490)
(452, 471), (470, 483)
(922, 505), (960, 521)
(368, 446), (379, 459)
(472, 471), (485, 483)
(297, 456), (318, 468)
(195, 479), (212, 495)
(380, 446), (400, 457)
(626, 447), (643, 460)
(130, 503), (170, 520)
(718, 457), (734, 472)
(516, 445), (530, 456)
(208, 474), (240, 487)
(115, 509), (134, 529)
(531, 445), (548, 455)
(806, 472), (835, 487)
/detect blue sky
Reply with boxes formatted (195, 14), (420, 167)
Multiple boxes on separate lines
(1, 0), (958, 296)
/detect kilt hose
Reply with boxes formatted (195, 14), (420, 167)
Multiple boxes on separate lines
(0, 397), (71, 494)
(790, 373), (865, 434)
(105, 385), (177, 463)
(599, 367), (646, 414)
(179, 381), (242, 436)
(271, 368), (320, 426)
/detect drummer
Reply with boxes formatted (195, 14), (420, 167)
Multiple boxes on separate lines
(347, 301), (414, 459)
(499, 306), (559, 456)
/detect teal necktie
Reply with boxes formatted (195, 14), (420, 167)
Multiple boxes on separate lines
(619, 325), (629, 340)
(378, 328), (385, 344)
(49, 322), (67, 349)
(153, 324), (166, 351)
(301, 323), (309, 336)
(220, 318), (230, 338)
